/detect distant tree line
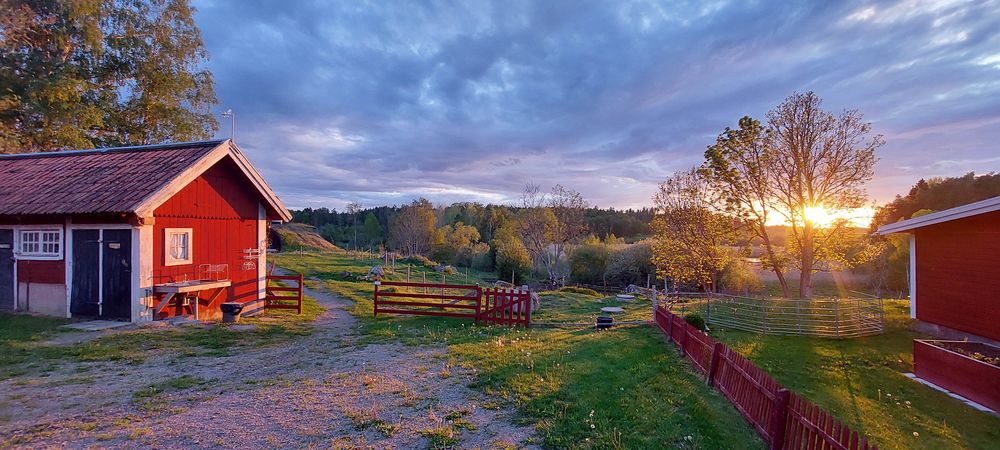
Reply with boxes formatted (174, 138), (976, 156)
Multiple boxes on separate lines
(290, 199), (653, 285)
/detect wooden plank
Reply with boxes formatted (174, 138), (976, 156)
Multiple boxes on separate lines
(377, 292), (479, 302)
(374, 300), (479, 310)
(374, 308), (478, 319)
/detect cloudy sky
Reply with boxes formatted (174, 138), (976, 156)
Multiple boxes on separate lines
(192, 0), (1000, 210)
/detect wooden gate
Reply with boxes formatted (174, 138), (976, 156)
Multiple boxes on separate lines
(265, 273), (303, 314)
(373, 281), (530, 327)
(480, 288), (531, 327)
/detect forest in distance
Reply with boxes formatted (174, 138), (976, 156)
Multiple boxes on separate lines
(288, 171), (1000, 296)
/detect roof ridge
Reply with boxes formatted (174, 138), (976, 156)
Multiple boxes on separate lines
(0, 139), (228, 160)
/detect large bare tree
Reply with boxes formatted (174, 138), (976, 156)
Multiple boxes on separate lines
(389, 198), (437, 256)
(515, 183), (589, 285)
(702, 116), (791, 297)
(766, 92), (882, 298)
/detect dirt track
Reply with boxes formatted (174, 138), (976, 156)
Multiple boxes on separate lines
(0, 284), (537, 449)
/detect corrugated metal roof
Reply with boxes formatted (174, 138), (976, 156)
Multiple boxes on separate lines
(0, 140), (225, 216)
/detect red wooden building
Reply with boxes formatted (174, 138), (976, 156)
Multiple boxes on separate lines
(0, 139), (291, 322)
(877, 196), (1000, 343)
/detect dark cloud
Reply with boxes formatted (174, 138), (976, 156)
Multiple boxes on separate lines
(192, 0), (1000, 209)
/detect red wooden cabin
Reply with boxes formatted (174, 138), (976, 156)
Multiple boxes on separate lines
(877, 195), (1000, 342)
(0, 140), (291, 322)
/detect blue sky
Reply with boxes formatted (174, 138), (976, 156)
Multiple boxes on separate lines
(193, 0), (1000, 210)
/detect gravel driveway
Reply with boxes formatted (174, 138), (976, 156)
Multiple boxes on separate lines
(0, 284), (538, 449)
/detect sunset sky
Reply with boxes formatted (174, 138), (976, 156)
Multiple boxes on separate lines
(193, 0), (1000, 210)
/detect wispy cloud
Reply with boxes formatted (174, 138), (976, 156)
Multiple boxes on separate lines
(193, 0), (1000, 210)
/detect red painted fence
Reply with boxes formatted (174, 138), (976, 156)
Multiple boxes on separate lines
(373, 281), (531, 327)
(265, 273), (303, 314)
(655, 306), (878, 450)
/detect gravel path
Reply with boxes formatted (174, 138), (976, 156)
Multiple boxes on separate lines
(0, 283), (538, 449)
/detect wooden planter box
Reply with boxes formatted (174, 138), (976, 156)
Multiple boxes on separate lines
(913, 339), (1000, 412)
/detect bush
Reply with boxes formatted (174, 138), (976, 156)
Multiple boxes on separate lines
(719, 259), (762, 294)
(604, 242), (654, 286)
(683, 313), (707, 331)
(402, 255), (437, 268)
(569, 243), (608, 285)
(558, 286), (601, 297)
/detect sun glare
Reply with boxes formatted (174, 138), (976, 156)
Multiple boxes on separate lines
(803, 206), (834, 227)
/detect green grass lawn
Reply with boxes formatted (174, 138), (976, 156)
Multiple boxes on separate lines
(275, 251), (763, 448)
(706, 300), (1000, 450)
(0, 294), (324, 380)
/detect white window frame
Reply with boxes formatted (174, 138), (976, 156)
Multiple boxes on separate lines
(18, 227), (63, 260)
(164, 228), (193, 266)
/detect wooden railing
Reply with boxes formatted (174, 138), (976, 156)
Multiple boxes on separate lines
(655, 306), (878, 450)
(373, 281), (531, 327)
(265, 273), (303, 314)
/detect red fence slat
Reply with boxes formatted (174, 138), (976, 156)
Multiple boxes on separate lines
(265, 273), (303, 314)
(653, 305), (878, 450)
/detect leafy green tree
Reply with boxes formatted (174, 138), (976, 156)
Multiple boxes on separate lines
(432, 221), (485, 265)
(361, 212), (383, 246)
(702, 116), (791, 297)
(0, 0), (217, 152)
(872, 173), (1000, 229)
(493, 224), (531, 285)
(570, 236), (608, 285)
(651, 169), (739, 291)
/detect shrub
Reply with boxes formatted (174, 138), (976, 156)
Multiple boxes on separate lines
(493, 226), (531, 284)
(683, 313), (707, 331)
(558, 286), (601, 297)
(719, 259), (762, 294)
(569, 243), (608, 285)
(604, 242), (654, 286)
(402, 255), (437, 268)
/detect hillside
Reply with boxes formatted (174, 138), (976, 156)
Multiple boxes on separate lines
(272, 223), (341, 252)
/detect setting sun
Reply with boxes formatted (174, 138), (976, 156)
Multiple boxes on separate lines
(804, 205), (834, 227)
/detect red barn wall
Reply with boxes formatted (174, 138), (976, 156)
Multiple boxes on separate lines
(915, 211), (1000, 341)
(152, 159), (263, 319)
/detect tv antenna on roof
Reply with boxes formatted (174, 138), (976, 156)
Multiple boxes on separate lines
(221, 109), (235, 142)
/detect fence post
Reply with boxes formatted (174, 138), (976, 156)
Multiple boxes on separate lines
(705, 342), (724, 386)
(651, 288), (657, 321)
(768, 388), (791, 450)
(834, 298), (841, 338)
(373, 281), (379, 317)
(525, 290), (532, 327)
(297, 273), (303, 314)
(679, 320), (688, 355)
(666, 309), (674, 340)
(706, 292), (712, 325)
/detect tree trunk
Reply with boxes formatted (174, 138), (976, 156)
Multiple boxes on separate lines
(799, 223), (813, 298)
(759, 227), (790, 298)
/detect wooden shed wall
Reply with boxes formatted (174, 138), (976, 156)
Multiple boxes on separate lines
(152, 159), (264, 320)
(915, 210), (1000, 341)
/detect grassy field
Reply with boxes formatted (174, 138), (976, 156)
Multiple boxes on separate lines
(704, 300), (1000, 450)
(275, 250), (764, 448)
(276, 253), (763, 448)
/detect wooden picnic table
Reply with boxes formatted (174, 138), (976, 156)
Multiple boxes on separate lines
(153, 279), (231, 320)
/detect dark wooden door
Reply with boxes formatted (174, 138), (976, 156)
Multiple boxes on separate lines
(0, 230), (13, 310)
(70, 229), (100, 316)
(100, 230), (131, 320)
